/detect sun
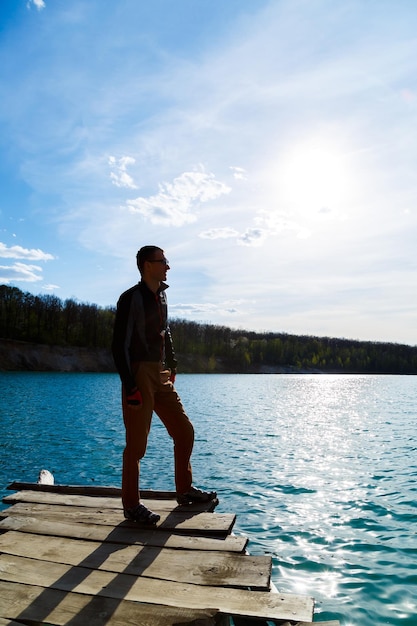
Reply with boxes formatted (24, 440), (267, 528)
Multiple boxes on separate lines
(281, 140), (350, 210)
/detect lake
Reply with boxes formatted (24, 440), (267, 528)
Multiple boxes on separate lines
(1, 372), (416, 625)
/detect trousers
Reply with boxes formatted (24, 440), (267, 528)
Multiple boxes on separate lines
(121, 361), (194, 510)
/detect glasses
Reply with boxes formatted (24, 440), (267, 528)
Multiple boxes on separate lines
(148, 258), (169, 266)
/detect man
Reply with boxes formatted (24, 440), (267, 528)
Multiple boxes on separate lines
(112, 245), (217, 524)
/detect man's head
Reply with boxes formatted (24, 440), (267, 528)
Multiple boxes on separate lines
(136, 246), (170, 282)
(136, 246), (163, 274)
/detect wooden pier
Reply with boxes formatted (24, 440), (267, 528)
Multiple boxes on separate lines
(0, 482), (340, 625)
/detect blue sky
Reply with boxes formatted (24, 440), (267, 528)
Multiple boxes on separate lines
(1, 0), (417, 345)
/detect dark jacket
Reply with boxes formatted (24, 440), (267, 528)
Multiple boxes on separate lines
(112, 280), (177, 393)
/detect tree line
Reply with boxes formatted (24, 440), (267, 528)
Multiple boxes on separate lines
(1, 284), (417, 374)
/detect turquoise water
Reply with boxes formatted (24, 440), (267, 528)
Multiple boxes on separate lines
(1, 372), (416, 625)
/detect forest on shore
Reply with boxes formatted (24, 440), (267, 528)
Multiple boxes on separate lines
(1, 284), (417, 374)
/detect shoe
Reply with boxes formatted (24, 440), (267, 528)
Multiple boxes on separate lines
(177, 486), (218, 506)
(124, 503), (160, 525)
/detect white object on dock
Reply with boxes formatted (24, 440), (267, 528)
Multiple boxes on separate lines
(37, 470), (54, 485)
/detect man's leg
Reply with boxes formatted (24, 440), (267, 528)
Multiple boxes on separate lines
(121, 362), (155, 511)
(154, 380), (194, 495)
(155, 382), (217, 505)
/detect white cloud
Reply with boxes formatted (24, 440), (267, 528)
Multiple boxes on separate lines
(126, 169), (231, 227)
(199, 227), (239, 240)
(0, 263), (43, 283)
(43, 283), (60, 291)
(27, 0), (46, 10)
(109, 156), (138, 189)
(237, 228), (266, 247)
(255, 211), (312, 239)
(0, 243), (54, 286)
(0, 243), (54, 261)
(199, 225), (268, 246)
(199, 222), (278, 246)
(230, 166), (247, 180)
(199, 220), (295, 247)
(170, 301), (241, 318)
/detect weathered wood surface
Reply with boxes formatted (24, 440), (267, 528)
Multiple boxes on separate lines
(0, 553), (311, 620)
(3, 491), (236, 536)
(7, 481), (177, 499)
(0, 580), (220, 626)
(0, 530), (270, 588)
(0, 514), (247, 552)
(0, 483), (320, 624)
(4, 489), (212, 512)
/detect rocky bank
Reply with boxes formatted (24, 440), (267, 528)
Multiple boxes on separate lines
(0, 338), (316, 374)
(0, 339), (115, 373)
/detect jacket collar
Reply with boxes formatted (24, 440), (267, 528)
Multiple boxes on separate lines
(139, 279), (169, 293)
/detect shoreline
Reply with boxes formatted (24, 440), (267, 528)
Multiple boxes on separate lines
(0, 338), (323, 375)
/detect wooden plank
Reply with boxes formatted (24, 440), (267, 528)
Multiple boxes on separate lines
(6, 483), (221, 514)
(7, 481), (218, 512)
(3, 488), (216, 513)
(0, 515), (247, 552)
(0, 491), (232, 533)
(4, 489), (172, 510)
(0, 553), (314, 622)
(0, 492), (228, 532)
(7, 481), (174, 499)
(0, 530), (271, 589)
(1, 500), (235, 535)
(0, 579), (219, 626)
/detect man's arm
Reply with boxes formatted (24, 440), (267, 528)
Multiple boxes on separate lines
(111, 290), (137, 394)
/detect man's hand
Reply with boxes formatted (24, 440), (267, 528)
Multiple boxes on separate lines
(169, 371), (176, 384)
(126, 389), (143, 406)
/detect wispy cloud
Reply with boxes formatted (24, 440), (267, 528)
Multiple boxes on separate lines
(170, 301), (241, 318)
(126, 169), (231, 226)
(255, 211), (312, 239)
(0, 263), (44, 283)
(0, 243), (54, 261)
(199, 226), (267, 247)
(237, 228), (266, 247)
(42, 283), (60, 291)
(199, 207), (308, 247)
(230, 166), (247, 180)
(199, 227), (239, 240)
(108, 156), (138, 189)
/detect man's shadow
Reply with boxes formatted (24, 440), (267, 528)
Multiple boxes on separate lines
(13, 505), (218, 625)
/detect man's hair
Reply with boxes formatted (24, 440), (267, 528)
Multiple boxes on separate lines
(136, 246), (163, 274)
